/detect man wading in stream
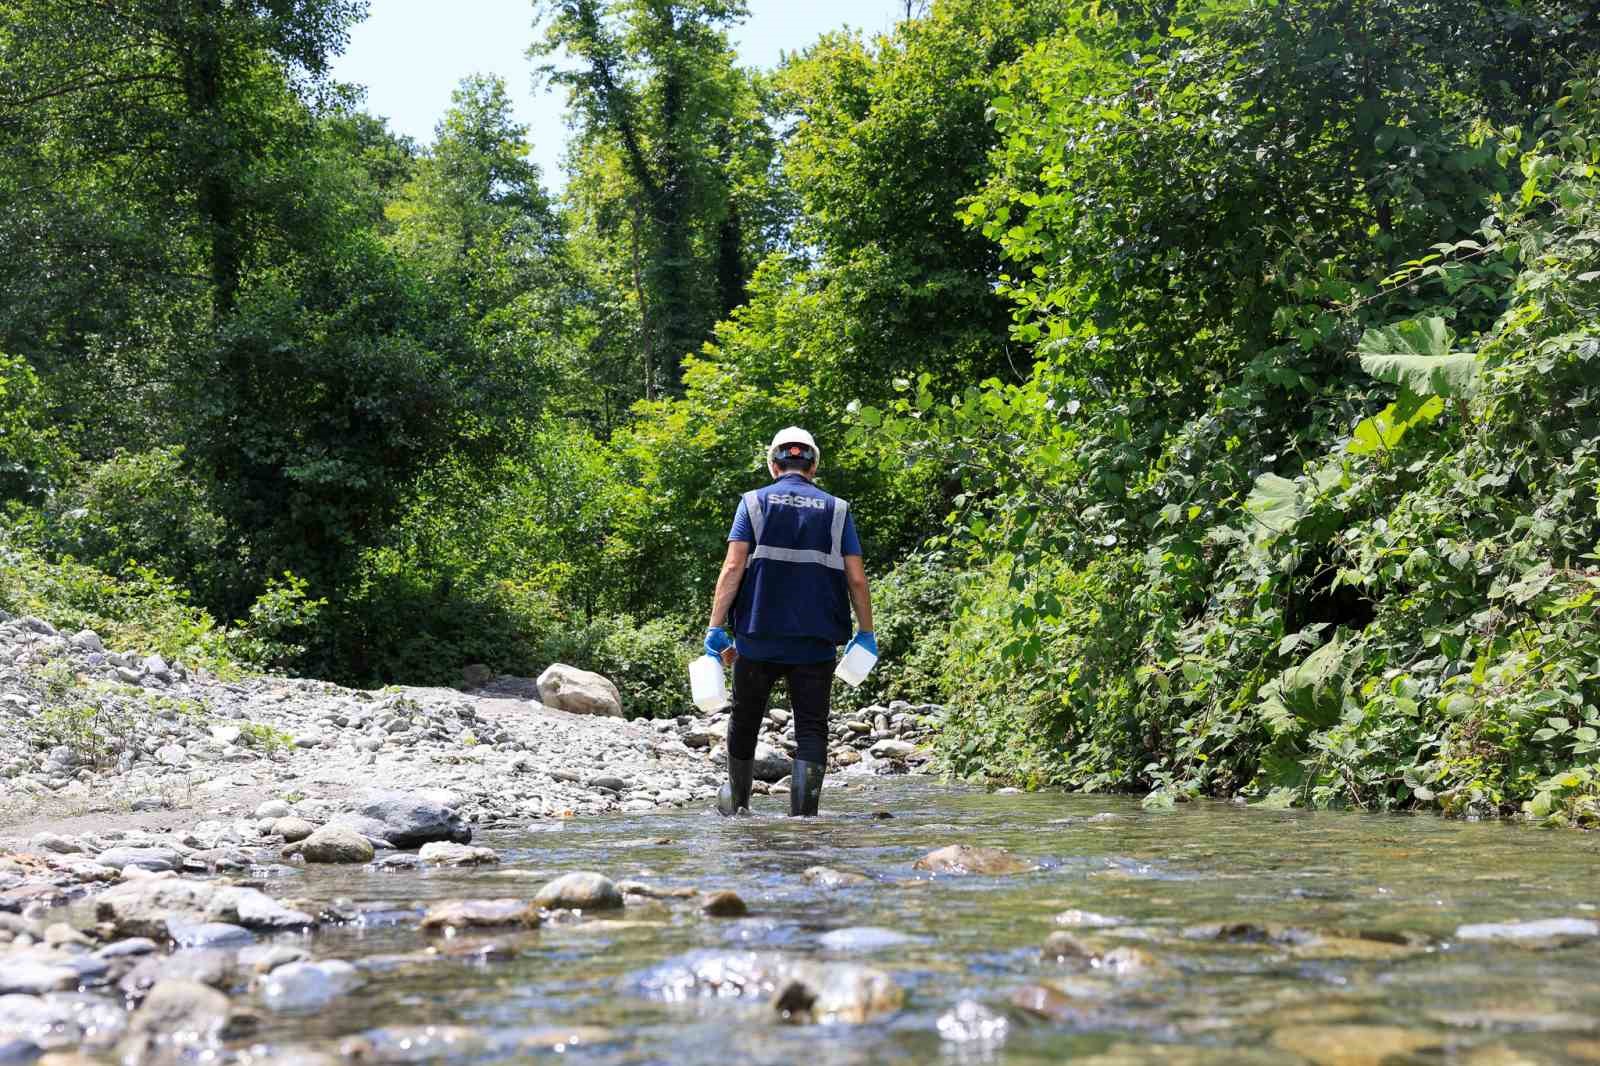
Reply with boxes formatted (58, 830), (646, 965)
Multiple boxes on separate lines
(704, 427), (876, 817)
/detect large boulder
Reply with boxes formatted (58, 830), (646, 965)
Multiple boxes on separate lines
(348, 792), (470, 848)
(536, 664), (623, 718)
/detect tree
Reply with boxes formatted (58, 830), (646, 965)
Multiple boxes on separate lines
(0, 0), (369, 453)
(536, 0), (780, 398)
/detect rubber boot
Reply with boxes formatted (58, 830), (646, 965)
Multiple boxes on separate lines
(789, 759), (825, 817)
(717, 757), (753, 816)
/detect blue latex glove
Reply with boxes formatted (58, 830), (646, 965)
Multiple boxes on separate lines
(846, 631), (878, 657)
(705, 627), (734, 657)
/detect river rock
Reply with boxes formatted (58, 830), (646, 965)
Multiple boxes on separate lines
(1454, 917), (1600, 948)
(1054, 909), (1126, 928)
(1269, 1024), (1438, 1065)
(0, 1039), (39, 1065)
(771, 962), (902, 1024)
(166, 921), (254, 950)
(96, 939), (158, 960)
(912, 845), (1032, 876)
(273, 817), (316, 843)
(802, 866), (871, 888)
(634, 952), (902, 1024)
(700, 891), (748, 918)
(349, 791), (470, 848)
(818, 927), (915, 952)
(328, 814), (395, 846)
(751, 743), (790, 783)
(0, 991), (126, 1051)
(95, 847), (180, 874)
(868, 739), (916, 760)
(207, 887), (315, 932)
(96, 879), (217, 939)
(1042, 931), (1098, 964)
(420, 900), (541, 931)
(261, 960), (363, 1013)
(286, 825), (374, 864)
(418, 842), (498, 867)
(254, 800), (292, 820)
(0, 963), (81, 996)
(536, 664), (623, 717)
(118, 980), (239, 1060)
(535, 873), (623, 912)
(28, 834), (83, 856)
(118, 950), (237, 1000)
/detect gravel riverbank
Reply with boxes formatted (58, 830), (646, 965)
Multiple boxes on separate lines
(0, 611), (938, 844)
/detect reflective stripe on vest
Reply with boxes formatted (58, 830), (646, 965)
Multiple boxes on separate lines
(741, 489), (849, 571)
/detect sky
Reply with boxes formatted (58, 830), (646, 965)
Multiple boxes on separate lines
(330, 0), (908, 191)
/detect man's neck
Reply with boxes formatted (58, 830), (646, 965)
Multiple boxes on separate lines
(775, 471), (813, 483)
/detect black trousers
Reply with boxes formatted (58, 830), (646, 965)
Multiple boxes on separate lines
(727, 656), (833, 765)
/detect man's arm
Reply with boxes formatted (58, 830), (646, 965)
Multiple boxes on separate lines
(844, 555), (874, 632)
(709, 541), (751, 663)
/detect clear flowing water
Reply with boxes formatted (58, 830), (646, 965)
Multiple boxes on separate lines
(190, 779), (1600, 1063)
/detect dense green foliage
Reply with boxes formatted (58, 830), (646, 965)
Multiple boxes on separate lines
(4, 0), (1600, 818)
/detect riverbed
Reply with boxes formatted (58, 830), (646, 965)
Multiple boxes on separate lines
(31, 777), (1600, 1065)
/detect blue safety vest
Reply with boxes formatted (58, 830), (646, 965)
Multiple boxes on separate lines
(731, 476), (853, 648)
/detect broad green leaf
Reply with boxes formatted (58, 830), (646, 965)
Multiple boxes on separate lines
(1243, 473), (1301, 544)
(1347, 394), (1445, 456)
(1357, 317), (1480, 398)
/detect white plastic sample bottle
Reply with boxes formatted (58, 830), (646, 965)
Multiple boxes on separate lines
(689, 654), (729, 712)
(834, 642), (878, 688)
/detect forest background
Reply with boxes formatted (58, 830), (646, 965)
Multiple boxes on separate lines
(4, 0), (1600, 824)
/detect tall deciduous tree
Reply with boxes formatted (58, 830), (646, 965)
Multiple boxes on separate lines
(535, 0), (779, 398)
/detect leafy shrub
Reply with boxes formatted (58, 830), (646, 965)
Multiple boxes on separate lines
(45, 446), (229, 607)
(0, 525), (246, 676)
(0, 353), (69, 503)
(836, 551), (963, 712)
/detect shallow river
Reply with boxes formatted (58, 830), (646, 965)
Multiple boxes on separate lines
(120, 779), (1600, 1064)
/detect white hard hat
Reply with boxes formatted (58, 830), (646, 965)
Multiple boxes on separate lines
(768, 426), (820, 464)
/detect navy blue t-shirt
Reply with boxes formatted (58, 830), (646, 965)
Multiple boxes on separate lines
(728, 474), (862, 664)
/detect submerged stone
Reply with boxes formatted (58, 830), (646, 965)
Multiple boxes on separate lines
(261, 960), (364, 1013)
(817, 927), (914, 952)
(1455, 917), (1600, 949)
(700, 891), (748, 918)
(912, 845), (1032, 876)
(419, 900), (541, 932)
(630, 950), (903, 1024)
(801, 866), (871, 888)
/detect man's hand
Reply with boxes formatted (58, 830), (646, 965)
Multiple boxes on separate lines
(705, 626), (735, 666)
(845, 631), (878, 657)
